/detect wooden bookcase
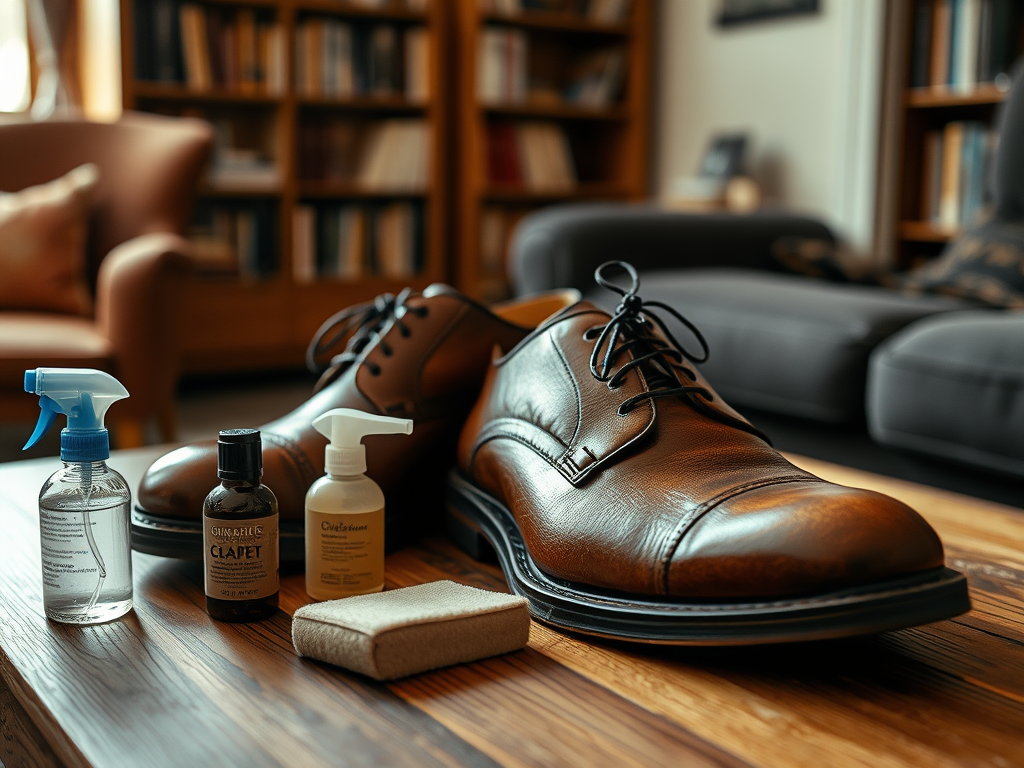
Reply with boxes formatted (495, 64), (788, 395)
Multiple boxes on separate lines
(881, 0), (1021, 269)
(452, 0), (652, 301)
(119, 0), (448, 374)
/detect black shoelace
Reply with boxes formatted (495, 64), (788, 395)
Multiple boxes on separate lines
(306, 287), (428, 378)
(588, 261), (714, 416)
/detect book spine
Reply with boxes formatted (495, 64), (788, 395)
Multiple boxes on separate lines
(237, 10), (257, 94)
(154, 0), (183, 83)
(939, 121), (964, 228)
(929, 0), (952, 87)
(133, 0), (153, 81)
(954, 0), (980, 92)
(205, 7), (224, 88)
(293, 206), (316, 284)
(338, 24), (354, 98)
(948, 0), (962, 87)
(921, 129), (941, 220)
(976, 0), (992, 83)
(910, 0), (934, 88)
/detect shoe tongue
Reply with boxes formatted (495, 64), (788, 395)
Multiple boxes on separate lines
(538, 299), (608, 330)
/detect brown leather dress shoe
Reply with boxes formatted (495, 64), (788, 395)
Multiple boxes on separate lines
(447, 262), (970, 644)
(132, 285), (579, 560)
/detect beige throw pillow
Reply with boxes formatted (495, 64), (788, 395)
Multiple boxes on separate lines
(0, 164), (99, 316)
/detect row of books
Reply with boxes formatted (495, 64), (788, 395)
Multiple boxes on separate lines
(920, 121), (996, 228)
(343, 0), (429, 9)
(477, 27), (625, 106)
(909, 0), (1020, 90)
(134, 2), (288, 93)
(189, 202), (278, 279)
(487, 121), (577, 190)
(480, 0), (631, 23)
(298, 119), (431, 189)
(294, 20), (429, 100)
(293, 203), (424, 282)
(478, 28), (528, 104)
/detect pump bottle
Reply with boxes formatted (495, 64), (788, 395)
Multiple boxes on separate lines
(23, 367), (133, 624)
(305, 408), (413, 601)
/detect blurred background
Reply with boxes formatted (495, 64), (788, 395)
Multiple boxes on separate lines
(1, 0), (1021, 505)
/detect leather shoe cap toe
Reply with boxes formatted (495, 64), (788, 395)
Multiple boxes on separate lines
(667, 482), (946, 600)
(137, 442), (219, 521)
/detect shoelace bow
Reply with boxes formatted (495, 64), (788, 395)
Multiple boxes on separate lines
(306, 287), (428, 377)
(588, 261), (714, 416)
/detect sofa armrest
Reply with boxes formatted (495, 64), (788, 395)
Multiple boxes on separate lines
(509, 204), (836, 296)
(95, 233), (192, 420)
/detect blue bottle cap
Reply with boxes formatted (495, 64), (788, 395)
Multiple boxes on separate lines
(60, 429), (110, 462)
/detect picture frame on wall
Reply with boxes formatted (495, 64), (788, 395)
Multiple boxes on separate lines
(716, 0), (819, 27)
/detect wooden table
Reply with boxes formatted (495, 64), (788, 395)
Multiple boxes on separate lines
(0, 448), (1022, 768)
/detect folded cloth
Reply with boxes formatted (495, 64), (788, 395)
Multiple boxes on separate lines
(291, 580), (530, 680)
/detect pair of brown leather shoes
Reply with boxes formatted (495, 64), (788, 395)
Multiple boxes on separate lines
(136, 265), (969, 644)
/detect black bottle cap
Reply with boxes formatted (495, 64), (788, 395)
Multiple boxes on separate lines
(217, 429), (263, 481)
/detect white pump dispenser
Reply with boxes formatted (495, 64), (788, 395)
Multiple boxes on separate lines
(312, 408), (413, 476)
(305, 408), (413, 600)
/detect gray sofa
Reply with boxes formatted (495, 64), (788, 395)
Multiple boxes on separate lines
(507, 59), (1024, 485)
(510, 208), (1022, 479)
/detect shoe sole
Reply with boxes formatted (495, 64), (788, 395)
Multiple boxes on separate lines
(131, 508), (306, 562)
(131, 505), (427, 563)
(445, 470), (972, 645)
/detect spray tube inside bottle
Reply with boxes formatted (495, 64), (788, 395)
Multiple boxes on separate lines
(24, 368), (134, 624)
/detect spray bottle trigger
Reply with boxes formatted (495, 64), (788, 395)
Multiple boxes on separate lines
(23, 396), (60, 451)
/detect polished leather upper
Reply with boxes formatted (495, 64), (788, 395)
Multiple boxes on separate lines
(139, 286), (573, 524)
(458, 301), (946, 600)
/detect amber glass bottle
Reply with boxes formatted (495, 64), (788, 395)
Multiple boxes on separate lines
(203, 429), (280, 622)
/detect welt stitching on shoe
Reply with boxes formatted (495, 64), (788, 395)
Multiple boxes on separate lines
(657, 475), (825, 594)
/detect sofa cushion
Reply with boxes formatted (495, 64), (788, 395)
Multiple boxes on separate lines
(587, 269), (970, 423)
(867, 311), (1024, 478)
(0, 164), (98, 316)
(0, 313), (112, 389)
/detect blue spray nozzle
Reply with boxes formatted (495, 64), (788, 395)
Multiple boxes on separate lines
(22, 368), (129, 461)
(23, 396), (60, 451)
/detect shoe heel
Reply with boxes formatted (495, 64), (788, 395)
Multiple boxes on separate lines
(444, 504), (495, 562)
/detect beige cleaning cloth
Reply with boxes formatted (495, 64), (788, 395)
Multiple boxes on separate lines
(291, 580), (530, 680)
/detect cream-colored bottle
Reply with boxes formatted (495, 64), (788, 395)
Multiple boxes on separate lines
(305, 408), (413, 601)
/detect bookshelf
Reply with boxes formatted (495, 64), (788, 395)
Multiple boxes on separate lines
(119, 0), (447, 374)
(453, 0), (651, 301)
(883, 0), (1020, 269)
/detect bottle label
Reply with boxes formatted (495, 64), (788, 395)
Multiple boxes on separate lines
(203, 515), (279, 600)
(306, 507), (384, 599)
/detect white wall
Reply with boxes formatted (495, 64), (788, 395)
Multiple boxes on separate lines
(655, 0), (884, 255)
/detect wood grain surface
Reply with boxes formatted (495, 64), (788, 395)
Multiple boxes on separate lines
(0, 448), (1021, 768)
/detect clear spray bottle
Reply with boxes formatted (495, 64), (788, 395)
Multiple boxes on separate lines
(23, 368), (134, 624)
